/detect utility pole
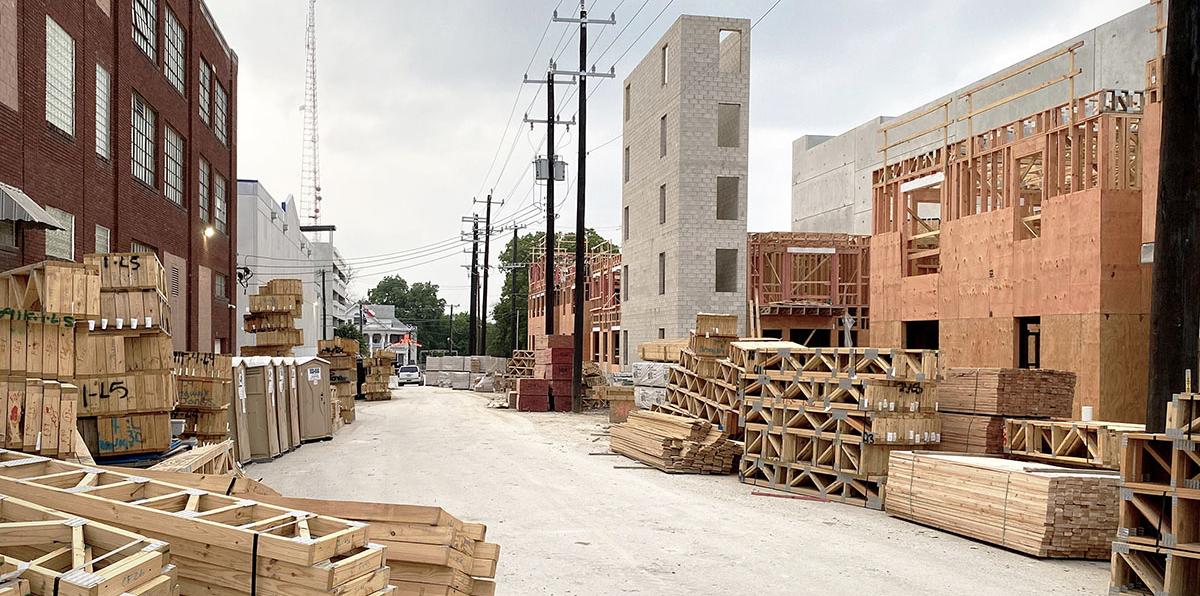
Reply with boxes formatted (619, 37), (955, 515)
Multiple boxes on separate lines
(468, 220), (480, 356)
(554, 3), (615, 412)
(524, 64), (574, 336)
(448, 304), (456, 355)
(475, 192), (501, 355)
(321, 269), (328, 340)
(1148, 0), (1200, 432)
(510, 227), (520, 353)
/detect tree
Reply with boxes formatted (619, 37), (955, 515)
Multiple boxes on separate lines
(366, 275), (455, 352)
(333, 323), (366, 355)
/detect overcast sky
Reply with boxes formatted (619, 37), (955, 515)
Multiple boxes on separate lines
(205, 0), (1144, 314)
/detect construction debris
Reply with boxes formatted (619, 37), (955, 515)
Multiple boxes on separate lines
(610, 411), (740, 474)
(886, 450), (1119, 559)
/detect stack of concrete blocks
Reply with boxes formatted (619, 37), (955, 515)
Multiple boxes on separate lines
(515, 335), (574, 412)
(632, 362), (670, 409)
(423, 356), (508, 390)
(424, 357), (446, 388)
(620, 15), (751, 363)
(468, 356), (508, 392)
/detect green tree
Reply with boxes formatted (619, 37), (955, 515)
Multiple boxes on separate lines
(366, 276), (455, 352)
(333, 323), (367, 355)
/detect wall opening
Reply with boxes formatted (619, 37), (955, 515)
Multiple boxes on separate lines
(658, 328), (665, 339)
(1017, 316), (1041, 368)
(715, 248), (738, 292)
(717, 176), (738, 220)
(660, 44), (669, 85)
(717, 103), (741, 147)
(903, 320), (939, 350)
(659, 114), (667, 157)
(657, 252), (666, 295)
(718, 29), (742, 74)
(624, 84), (631, 121)
(623, 206), (629, 240)
(623, 146), (630, 182)
(790, 328), (832, 347)
(659, 184), (666, 224)
(1016, 152), (1044, 240)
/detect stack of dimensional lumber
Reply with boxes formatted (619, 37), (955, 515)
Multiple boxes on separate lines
(149, 439), (238, 475)
(1110, 389), (1200, 595)
(1004, 419), (1144, 470)
(241, 279), (304, 357)
(886, 451), (1119, 559)
(514, 335), (573, 412)
(171, 351), (233, 447)
(318, 337), (358, 423)
(938, 368), (1075, 454)
(651, 314), (744, 436)
(737, 343), (942, 509)
(363, 349), (395, 401)
(610, 410), (740, 474)
(0, 492), (177, 595)
(637, 337), (687, 363)
(75, 253), (176, 458)
(0, 260), (101, 459)
(0, 451), (393, 595)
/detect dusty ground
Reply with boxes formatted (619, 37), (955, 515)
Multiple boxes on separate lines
(250, 386), (1108, 596)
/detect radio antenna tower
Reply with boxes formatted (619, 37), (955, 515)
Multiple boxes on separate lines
(299, 0), (322, 231)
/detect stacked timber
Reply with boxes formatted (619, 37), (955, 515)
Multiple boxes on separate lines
(886, 451), (1119, 559)
(76, 253), (176, 458)
(610, 411), (740, 474)
(637, 337), (687, 363)
(172, 351), (233, 448)
(736, 343), (941, 509)
(1004, 419), (1143, 470)
(363, 349), (395, 401)
(0, 260), (100, 459)
(241, 279), (304, 357)
(937, 367), (1076, 454)
(148, 439), (237, 474)
(651, 314), (744, 436)
(1110, 385), (1200, 595)
(0, 493), (176, 595)
(319, 337), (359, 423)
(0, 452), (392, 595)
(515, 335), (573, 412)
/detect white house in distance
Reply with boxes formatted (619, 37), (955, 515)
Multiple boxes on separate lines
(349, 304), (418, 364)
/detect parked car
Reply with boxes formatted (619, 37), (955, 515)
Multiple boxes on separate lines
(396, 364), (423, 386)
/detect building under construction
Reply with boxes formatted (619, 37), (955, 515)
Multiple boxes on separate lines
(527, 241), (622, 372)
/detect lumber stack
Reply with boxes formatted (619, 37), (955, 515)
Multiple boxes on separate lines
(242, 279), (304, 357)
(172, 351), (233, 448)
(363, 349), (395, 401)
(0, 260), (101, 459)
(936, 367), (1076, 454)
(0, 492), (176, 595)
(148, 439), (238, 474)
(610, 411), (741, 474)
(1004, 419), (1144, 470)
(515, 335), (573, 412)
(737, 343), (942, 509)
(637, 337), (687, 363)
(651, 314), (744, 436)
(1111, 384), (1200, 595)
(0, 451), (391, 595)
(319, 337), (359, 423)
(886, 451), (1119, 559)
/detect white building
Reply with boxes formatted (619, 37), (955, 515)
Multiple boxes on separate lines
(311, 241), (350, 340)
(349, 304), (417, 364)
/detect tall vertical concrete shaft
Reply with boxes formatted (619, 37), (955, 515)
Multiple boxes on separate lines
(1147, 1), (1200, 431)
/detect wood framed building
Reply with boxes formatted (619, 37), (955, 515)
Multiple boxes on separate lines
(527, 243), (622, 372)
(746, 232), (869, 346)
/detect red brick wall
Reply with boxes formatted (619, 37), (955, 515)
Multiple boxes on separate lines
(0, 0), (236, 353)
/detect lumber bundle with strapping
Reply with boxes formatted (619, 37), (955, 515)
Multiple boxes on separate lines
(886, 451), (1119, 559)
(0, 451), (389, 595)
(242, 279), (304, 358)
(319, 338), (358, 424)
(610, 411), (740, 474)
(636, 338), (687, 363)
(0, 492), (176, 595)
(363, 349), (394, 401)
(1004, 419), (1143, 469)
(939, 368), (1075, 417)
(649, 315), (746, 436)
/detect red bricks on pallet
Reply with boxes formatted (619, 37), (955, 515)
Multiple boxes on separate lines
(534, 363), (573, 380)
(534, 348), (573, 364)
(533, 335), (573, 350)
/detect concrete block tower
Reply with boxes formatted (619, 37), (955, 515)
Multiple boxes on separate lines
(620, 15), (750, 362)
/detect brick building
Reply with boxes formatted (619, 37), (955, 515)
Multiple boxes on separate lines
(620, 15), (750, 362)
(0, 0), (237, 353)
(527, 246), (622, 371)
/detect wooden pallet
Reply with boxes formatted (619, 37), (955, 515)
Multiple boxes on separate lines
(1005, 419), (1143, 470)
(1169, 392), (1200, 441)
(0, 492), (173, 595)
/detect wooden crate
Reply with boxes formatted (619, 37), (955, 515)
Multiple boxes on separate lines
(0, 260), (101, 319)
(694, 312), (738, 336)
(177, 406), (229, 436)
(0, 319), (77, 378)
(78, 412), (172, 456)
(637, 338), (687, 363)
(84, 253), (166, 294)
(1, 378), (77, 457)
(94, 289), (170, 334)
(75, 371), (175, 416)
(172, 350), (233, 380)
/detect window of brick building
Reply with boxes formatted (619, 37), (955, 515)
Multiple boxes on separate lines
(657, 252), (665, 295)
(214, 83), (228, 145)
(717, 176), (738, 220)
(660, 44), (669, 85)
(199, 60), (212, 124)
(0, 222), (17, 248)
(94, 225), (110, 253)
(715, 248), (737, 293)
(623, 206), (629, 240)
(199, 158), (211, 222)
(44, 206), (74, 261)
(214, 174), (228, 233)
(95, 65), (110, 158)
(215, 273), (227, 300)
(659, 184), (666, 224)
(717, 103), (741, 148)
(132, 0), (156, 61)
(624, 85), (630, 121)
(164, 125), (184, 205)
(164, 9), (185, 94)
(659, 114), (667, 157)
(131, 94), (156, 186)
(45, 17), (74, 136)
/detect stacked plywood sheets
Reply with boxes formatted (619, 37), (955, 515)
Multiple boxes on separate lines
(886, 450), (1119, 559)
(0, 450), (389, 595)
(0, 493), (176, 595)
(242, 279), (304, 358)
(610, 411), (740, 474)
(363, 350), (394, 401)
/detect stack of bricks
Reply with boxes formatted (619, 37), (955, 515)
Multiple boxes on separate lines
(172, 351), (233, 448)
(515, 335), (574, 412)
(362, 348), (394, 401)
(0, 260), (100, 459)
(241, 279), (304, 357)
(75, 253), (177, 457)
(318, 337), (358, 422)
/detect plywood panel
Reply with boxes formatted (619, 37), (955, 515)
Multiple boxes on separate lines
(900, 275), (938, 321)
(1098, 313), (1149, 424)
(940, 318), (1014, 368)
(869, 321), (902, 348)
(1041, 314), (1100, 420)
(1098, 190), (1149, 315)
(1140, 101), (1162, 244)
